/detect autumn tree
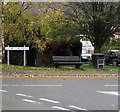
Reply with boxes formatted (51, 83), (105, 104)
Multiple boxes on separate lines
(3, 2), (72, 65)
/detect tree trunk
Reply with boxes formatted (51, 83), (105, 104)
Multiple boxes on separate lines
(94, 45), (101, 53)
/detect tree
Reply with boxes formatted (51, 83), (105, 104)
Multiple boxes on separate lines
(65, 2), (120, 53)
(3, 2), (68, 51)
(3, 2), (46, 51)
(3, 2), (73, 65)
(102, 38), (120, 51)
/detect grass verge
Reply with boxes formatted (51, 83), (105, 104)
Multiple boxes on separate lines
(1, 63), (119, 71)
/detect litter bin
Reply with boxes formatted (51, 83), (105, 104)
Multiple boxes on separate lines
(92, 53), (105, 69)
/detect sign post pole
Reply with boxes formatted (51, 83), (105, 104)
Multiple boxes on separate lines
(7, 45), (10, 65)
(24, 45), (26, 66)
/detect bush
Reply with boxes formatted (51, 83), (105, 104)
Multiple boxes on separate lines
(44, 40), (82, 56)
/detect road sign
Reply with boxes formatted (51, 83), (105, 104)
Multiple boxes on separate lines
(5, 47), (29, 50)
(5, 45), (29, 66)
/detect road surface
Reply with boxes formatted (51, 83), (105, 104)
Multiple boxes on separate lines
(1, 77), (119, 111)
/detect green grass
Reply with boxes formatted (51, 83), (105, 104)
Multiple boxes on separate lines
(1, 64), (56, 70)
(1, 63), (119, 71)
(81, 65), (119, 71)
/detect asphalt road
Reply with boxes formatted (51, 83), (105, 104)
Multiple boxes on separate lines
(1, 77), (119, 111)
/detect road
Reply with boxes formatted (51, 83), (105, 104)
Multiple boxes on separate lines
(1, 77), (119, 111)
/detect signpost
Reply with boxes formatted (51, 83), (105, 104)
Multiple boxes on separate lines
(5, 45), (29, 66)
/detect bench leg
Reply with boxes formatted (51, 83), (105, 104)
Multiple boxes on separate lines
(55, 64), (59, 68)
(75, 65), (80, 69)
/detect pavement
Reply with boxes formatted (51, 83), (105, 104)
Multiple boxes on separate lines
(1, 68), (119, 78)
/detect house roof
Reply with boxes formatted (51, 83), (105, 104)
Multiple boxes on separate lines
(113, 32), (120, 35)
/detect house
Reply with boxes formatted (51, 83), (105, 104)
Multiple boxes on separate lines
(113, 32), (120, 39)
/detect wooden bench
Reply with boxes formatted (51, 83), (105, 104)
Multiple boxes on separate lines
(52, 56), (83, 69)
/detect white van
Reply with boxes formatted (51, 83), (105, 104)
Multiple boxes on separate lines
(81, 41), (94, 61)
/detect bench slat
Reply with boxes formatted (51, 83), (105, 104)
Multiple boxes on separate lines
(52, 56), (80, 58)
(52, 56), (79, 59)
(53, 59), (80, 62)
(52, 56), (81, 62)
(54, 62), (82, 65)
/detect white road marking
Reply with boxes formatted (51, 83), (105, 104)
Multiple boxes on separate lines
(22, 85), (63, 87)
(39, 98), (60, 104)
(2, 85), (63, 87)
(104, 85), (120, 87)
(12, 85), (19, 86)
(0, 90), (7, 92)
(2, 84), (9, 86)
(22, 99), (41, 104)
(16, 93), (33, 98)
(97, 91), (120, 96)
(69, 105), (87, 111)
(52, 106), (69, 111)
